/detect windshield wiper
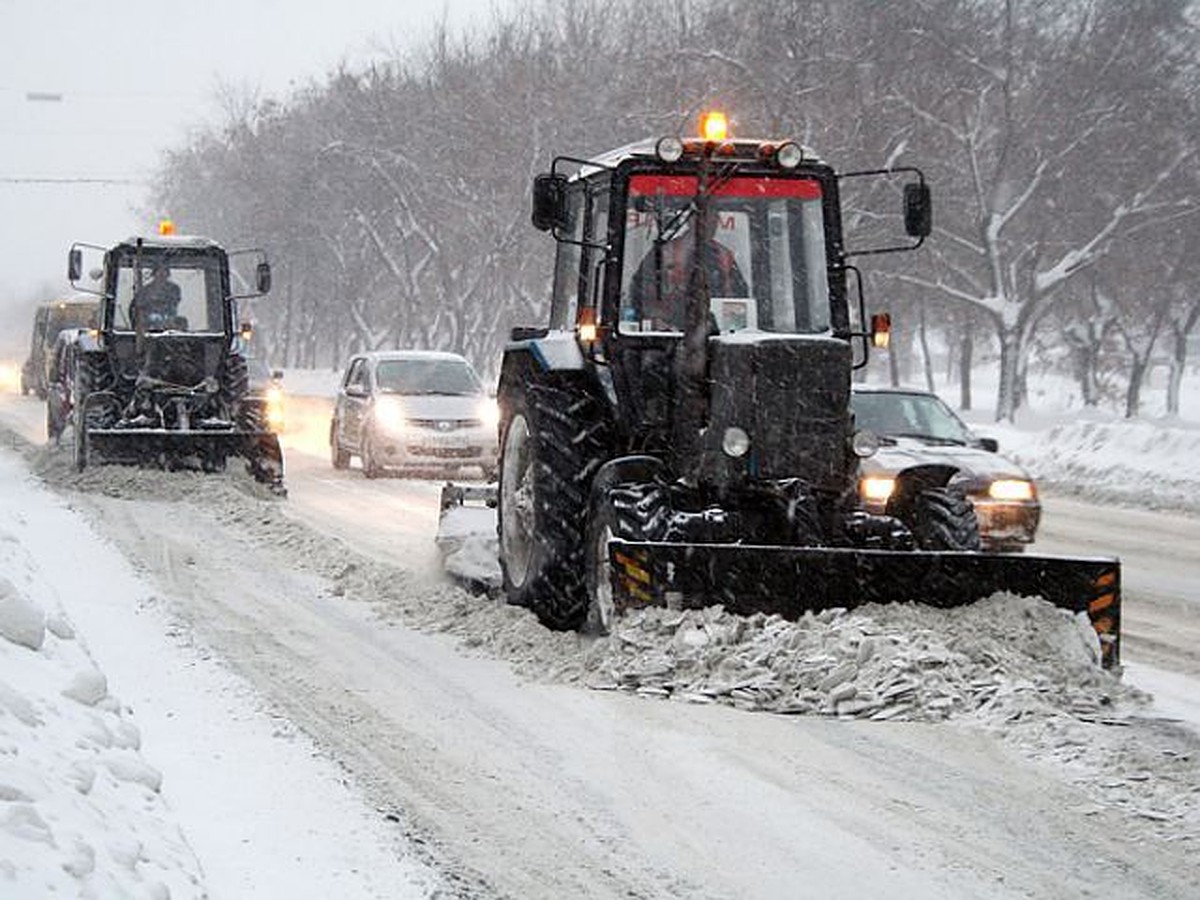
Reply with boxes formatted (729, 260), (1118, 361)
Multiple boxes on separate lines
(889, 432), (967, 446)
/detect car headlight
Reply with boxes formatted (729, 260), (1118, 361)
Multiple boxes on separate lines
(479, 397), (500, 431)
(373, 396), (408, 434)
(989, 479), (1035, 502)
(860, 476), (896, 502)
(264, 385), (285, 429)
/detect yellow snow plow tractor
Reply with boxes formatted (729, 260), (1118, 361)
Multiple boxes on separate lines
(63, 227), (284, 490)
(449, 113), (1121, 667)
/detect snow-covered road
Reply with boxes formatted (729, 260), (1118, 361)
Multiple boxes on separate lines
(3, 389), (1199, 898)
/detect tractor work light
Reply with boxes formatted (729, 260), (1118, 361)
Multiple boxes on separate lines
(871, 313), (892, 349)
(775, 141), (804, 169)
(700, 111), (729, 142)
(576, 306), (598, 344)
(656, 136), (684, 163)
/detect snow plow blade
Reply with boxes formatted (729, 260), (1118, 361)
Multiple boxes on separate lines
(436, 483), (500, 592)
(607, 542), (1121, 668)
(83, 428), (285, 491)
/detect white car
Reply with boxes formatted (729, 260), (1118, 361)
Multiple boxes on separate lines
(330, 350), (498, 479)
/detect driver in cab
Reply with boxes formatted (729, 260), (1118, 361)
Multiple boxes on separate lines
(131, 265), (182, 330)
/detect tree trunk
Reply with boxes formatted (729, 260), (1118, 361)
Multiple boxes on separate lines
(1124, 353), (1148, 419)
(958, 327), (973, 411)
(996, 326), (1021, 422)
(918, 302), (936, 392)
(1166, 327), (1186, 416)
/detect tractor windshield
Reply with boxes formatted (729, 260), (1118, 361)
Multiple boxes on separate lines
(619, 174), (830, 335)
(112, 252), (225, 334)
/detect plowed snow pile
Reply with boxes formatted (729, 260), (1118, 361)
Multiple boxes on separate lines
(25, 450), (1200, 847)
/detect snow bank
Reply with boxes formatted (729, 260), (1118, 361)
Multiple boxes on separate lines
(0, 515), (205, 898)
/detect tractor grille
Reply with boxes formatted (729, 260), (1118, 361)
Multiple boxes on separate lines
(708, 335), (852, 489)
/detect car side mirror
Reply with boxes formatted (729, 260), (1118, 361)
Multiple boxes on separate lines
(271, 369), (284, 381)
(903, 182), (932, 238)
(978, 436), (999, 453)
(531, 173), (570, 232)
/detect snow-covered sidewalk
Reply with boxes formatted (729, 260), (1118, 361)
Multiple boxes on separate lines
(0, 448), (442, 898)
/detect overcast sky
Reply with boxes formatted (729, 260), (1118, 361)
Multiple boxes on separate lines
(0, 0), (510, 329)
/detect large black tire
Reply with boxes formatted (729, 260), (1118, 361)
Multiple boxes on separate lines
(583, 475), (668, 635)
(72, 353), (113, 472)
(907, 487), (982, 551)
(498, 379), (610, 631)
(220, 354), (250, 411)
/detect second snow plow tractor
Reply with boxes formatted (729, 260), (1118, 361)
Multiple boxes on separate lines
(63, 228), (284, 490)
(459, 113), (1121, 667)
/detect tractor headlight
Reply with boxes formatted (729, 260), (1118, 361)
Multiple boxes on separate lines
(373, 396), (408, 434)
(722, 426), (751, 458)
(851, 429), (880, 458)
(989, 479), (1035, 502)
(860, 476), (896, 503)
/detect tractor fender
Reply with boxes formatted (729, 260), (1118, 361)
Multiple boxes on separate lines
(510, 329), (586, 372)
(885, 462), (959, 520)
(74, 328), (101, 353)
(591, 455), (667, 499)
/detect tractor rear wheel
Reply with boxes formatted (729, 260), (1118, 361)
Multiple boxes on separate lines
(499, 380), (609, 630)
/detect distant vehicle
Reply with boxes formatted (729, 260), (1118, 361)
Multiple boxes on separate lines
(21, 297), (99, 398)
(246, 357), (285, 433)
(851, 385), (1040, 553)
(330, 350), (499, 479)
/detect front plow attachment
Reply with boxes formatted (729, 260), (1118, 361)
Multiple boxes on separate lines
(82, 427), (285, 491)
(608, 542), (1121, 668)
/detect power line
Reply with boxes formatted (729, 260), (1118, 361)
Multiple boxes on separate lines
(0, 176), (147, 185)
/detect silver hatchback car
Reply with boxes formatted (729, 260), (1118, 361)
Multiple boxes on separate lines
(330, 350), (499, 479)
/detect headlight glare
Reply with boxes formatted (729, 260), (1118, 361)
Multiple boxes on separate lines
(373, 396), (408, 434)
(989, 479), (1034, 501)
(860, 476), (895, 502)
(479, 397), (500, 430)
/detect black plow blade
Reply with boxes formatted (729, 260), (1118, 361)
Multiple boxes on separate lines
(608, 542), (1121, 668)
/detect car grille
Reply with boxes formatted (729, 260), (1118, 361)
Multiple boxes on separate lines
(407, 418), (482, 431)
(407, 445), (483, 459)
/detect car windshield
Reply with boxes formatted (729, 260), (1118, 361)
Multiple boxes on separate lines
(375, 358), (482, 395)
(852, 391), (974, 444)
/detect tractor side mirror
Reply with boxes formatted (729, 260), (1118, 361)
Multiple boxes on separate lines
(256, 261), (272, 295)
(903, 182), (932, 238)
(68, 248), (82, 282)
(531, 173), (570, 232)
